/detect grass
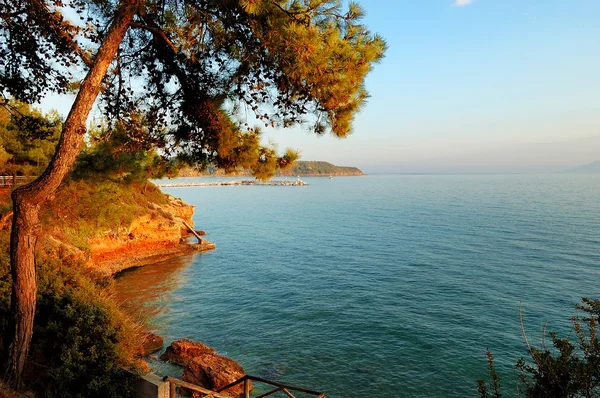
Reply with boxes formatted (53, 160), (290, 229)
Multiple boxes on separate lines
(42, 178), (169, 251)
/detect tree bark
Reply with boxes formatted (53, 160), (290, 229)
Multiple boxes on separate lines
(2, 0), (139, 388)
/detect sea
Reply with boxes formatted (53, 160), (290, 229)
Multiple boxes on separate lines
(115, 174), (600, 397)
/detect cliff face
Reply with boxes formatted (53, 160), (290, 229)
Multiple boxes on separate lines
(87, 194), (201, 274)
(1, 180), (211, 275)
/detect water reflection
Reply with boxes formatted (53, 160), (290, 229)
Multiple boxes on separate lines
(114, 254), (196, 329)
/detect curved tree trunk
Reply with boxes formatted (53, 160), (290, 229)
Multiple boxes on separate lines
(2, 0), (139, 388)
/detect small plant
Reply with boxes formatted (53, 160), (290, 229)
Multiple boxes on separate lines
(478, 298), (600, 397)
(478, 350), (502, 398)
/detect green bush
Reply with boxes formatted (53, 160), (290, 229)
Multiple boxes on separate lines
(0, 240), (143, 398)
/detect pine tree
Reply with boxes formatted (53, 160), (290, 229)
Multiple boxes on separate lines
(0, 0), (385, 387)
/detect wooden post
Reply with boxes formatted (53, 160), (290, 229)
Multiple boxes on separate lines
(170, 381), (176, 398)
(244, 378), (250, 398)
(282, 388), (295, 398)
(180, 219), (203, 244)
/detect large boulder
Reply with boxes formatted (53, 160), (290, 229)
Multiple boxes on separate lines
(141, 332), (164, 357)
(183, 353), (249, 397)
(160, 339), (215, 366)
(161, 339), (250, 397)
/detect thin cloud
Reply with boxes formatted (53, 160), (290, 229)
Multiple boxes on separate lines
(453, 0), (473, 6)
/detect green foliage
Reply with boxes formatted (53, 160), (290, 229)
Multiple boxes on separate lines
(478, 350), (502, 398)
(280, 160), (363, 176)
(179, 159), (364, 177)
(0, 0), (83, 103)
(33, 258), (140, 397)
(250, 144), (299, 181)
(0, 145), (10, 170)
(238, 0), (386, 136)
(2, 0), (385, 181)
(478, 298), (600, 398)
(0, 235), (141, 398)
(0, 101), (61, 176)
(516, 298), (600, 397)
(72, 121), (176, 183)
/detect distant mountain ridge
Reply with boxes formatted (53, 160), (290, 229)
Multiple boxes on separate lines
(567, 161), (600, 173)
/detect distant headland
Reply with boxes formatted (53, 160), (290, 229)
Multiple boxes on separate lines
(179, 161), (365, 177)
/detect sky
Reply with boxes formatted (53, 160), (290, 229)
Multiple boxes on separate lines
(41, 0), (600, 173)
(260, 0), (600, 173)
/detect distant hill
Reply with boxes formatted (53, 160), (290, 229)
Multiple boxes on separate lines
(178, 161), (364, 177)
(277, 161), (364, 176)
(567, 161), (600, 173)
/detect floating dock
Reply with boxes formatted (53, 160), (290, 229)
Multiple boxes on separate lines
(156, 179), (308, 188)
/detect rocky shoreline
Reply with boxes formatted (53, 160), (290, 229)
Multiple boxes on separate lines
(86, 193), (215, 275)
(141, 338), (250, 397)
(95, 239), (216, 275)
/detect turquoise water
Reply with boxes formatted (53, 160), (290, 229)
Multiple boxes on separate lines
(115, 174), (600, 397)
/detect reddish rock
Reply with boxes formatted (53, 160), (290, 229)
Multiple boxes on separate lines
(160, 339), (216, 366)
(183, 353), (250, 397)
(141, 332), (164, 356)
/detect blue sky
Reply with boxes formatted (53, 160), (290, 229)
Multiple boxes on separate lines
(260, 0), (600, 172)
(42, 0), (600, 173)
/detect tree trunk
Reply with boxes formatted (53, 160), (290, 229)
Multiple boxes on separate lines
(2, 0), (139, 388)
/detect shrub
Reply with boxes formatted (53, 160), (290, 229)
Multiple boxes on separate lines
(478, 298), (600, 397)
(0, 240), (144, 397)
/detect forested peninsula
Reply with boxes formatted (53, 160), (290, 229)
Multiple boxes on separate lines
(179, 161), (365, 177)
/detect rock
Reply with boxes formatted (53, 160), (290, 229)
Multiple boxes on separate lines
(161, 339), (250, 396)
(183, 353), (250, 397)
(141, 332), (164, 357)
(160, 339), (216, 366)
(88, 193), (198, 275)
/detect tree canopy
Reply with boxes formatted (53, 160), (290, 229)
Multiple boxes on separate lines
(72, 120), (178, 182)
(0, 102), (61, 177)
(1, 0), (385, 178)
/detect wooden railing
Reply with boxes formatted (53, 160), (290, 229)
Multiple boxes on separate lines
(0, 175), (35, 187)
(163, 376), (232, 398)
(163, 375), (326, 398)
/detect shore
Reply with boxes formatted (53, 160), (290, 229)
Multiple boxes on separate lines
(93, 239), (216, 275)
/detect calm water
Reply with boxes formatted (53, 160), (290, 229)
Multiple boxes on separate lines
(115, 174), (600, 397)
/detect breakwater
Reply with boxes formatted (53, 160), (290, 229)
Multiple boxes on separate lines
(156, 179), (308, 188)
